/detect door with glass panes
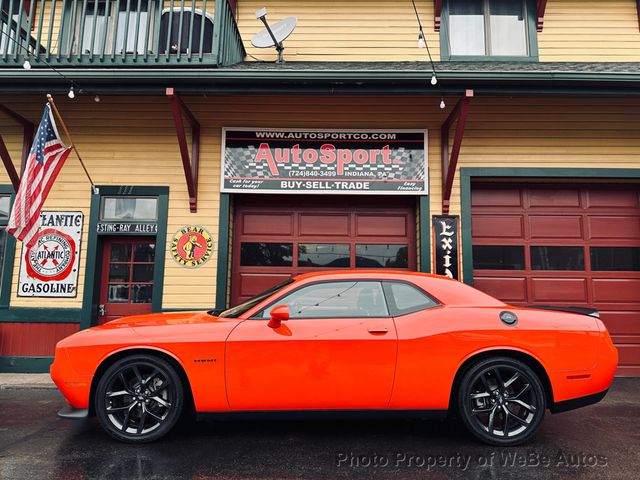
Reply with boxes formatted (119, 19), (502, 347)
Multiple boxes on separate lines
(99, 237), (155, 324)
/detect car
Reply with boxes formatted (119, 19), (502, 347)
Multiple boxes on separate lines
(50, 270), (618, 445)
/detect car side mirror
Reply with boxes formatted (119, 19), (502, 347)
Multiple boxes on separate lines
(268, 305), (290, 329)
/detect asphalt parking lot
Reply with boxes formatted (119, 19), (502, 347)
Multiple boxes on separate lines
(0, 378), (638, 480)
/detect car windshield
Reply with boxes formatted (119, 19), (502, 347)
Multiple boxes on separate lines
(214, 279), (294, 318)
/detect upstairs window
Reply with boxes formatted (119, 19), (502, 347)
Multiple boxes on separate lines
(445, 0), (536, 59)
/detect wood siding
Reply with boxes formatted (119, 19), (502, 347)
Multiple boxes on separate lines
(0, 322), (79, 355)
(538, 0), (640, 61)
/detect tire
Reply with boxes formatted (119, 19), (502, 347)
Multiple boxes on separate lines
(95, 354), (184, 443)
(457, 356), (546, 446)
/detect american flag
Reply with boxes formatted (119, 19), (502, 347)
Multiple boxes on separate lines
(7, 104), (72, 247)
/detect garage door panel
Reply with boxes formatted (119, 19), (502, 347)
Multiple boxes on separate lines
(356, 214), (407, 237)
(528, 188), (580, 208)
(529, 215), (583, 239)
(472, 188), (522, 207)
(530, 278), (588, 303)
(238, 273), (292, 298)
(300, 214), (349, 236)
(592, 279), (640, 303)
(243, 213), (293, 236)
(599, 311), (640, 336)
(616, 344), (640, 370)
(473, 277), (527, 303)
(588, 216), (640, 240)
(472, 215), (524, 239)
(587, 190), (640, 209)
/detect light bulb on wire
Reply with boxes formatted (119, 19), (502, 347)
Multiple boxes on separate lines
(430, 73), (437, 86)
(22, 59), (31, 70)
(440, 98), (446, 109)
(94, 95), (100, 103)
(68, 86), (75, 99)
(417, 32), (426, 49)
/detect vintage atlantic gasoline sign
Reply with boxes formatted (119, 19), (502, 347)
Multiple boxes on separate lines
(433, 215), (460, 280)
(18, 211), (83, 297)
(222, 128), (428, 194)
(170, 225), (213, 268)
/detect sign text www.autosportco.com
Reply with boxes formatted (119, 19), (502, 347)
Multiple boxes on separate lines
(222, 129), (428, 194)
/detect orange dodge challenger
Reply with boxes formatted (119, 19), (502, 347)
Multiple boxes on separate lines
(51, 271), (618, 445)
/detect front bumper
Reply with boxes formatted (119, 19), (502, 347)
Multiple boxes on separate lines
(58, 405), (89, 419)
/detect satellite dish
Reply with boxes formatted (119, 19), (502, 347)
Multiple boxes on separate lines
(251, 15), (297, 62)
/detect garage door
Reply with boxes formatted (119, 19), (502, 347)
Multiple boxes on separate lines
(232, 195), (416, 305)
(471, 183), (640, 376)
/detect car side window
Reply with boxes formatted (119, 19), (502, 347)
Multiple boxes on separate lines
(256, 281), (389, 319)
(383, 281), (439, 316)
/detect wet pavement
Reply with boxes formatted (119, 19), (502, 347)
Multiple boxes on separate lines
(0, 379), (638, 480)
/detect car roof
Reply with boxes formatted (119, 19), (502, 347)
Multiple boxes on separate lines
(292, 269), (455, 282)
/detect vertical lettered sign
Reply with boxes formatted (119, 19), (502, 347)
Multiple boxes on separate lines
(433, 215), (459, 280)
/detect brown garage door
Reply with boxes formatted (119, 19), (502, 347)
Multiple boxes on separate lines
(471, 183), (640, 376)
(231, 195), (416, 305)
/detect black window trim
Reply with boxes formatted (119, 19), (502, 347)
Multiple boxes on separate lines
(251, 279), (392, 320)
(382, 280), (442, 317)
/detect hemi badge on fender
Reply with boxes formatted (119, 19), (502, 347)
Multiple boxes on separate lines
(194, 358), (216, 363)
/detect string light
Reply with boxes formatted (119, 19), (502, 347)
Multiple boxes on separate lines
(431, 73), (437, 85)
(22, 59), (31, 70)
(440, 98), (446, 109)
(417, 32), (426, 49)
(94, 95), (101, 103)
(68, 87), (75, 99)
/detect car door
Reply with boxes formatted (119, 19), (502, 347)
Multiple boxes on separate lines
(225, 280), (398, 410)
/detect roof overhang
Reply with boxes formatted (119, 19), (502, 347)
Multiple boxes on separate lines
(1, 62), (640, 97)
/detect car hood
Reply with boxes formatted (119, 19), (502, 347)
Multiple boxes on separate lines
(96, 311), (225, 329)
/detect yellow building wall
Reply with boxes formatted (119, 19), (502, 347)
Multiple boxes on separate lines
(237, 0), (440, 62)
(1, 95), (640, 309)
(539, 0), (640, 61)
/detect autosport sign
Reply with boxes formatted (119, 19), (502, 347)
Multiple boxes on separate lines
(18, 211), (83, 297)
(222, 128), (428, 194)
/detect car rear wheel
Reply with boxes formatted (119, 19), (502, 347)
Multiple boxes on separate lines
(95, 354), (183, 443)
(457, 357), (546, 446)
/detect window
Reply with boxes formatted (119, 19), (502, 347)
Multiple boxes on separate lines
(531, 246), (585, 271)
(446, 0), (534, 59)
(240, 242), (293, 267)
(298, 244), (350, 268)
(355, 244), (408, 268)
(0, 194), (9, 293)
(257, 281), (389, 319)
(100, 196), (158, 221)
(383, 282), (439, 316)
(591, 247), (640, 272)
(473, 245), (525, 270)
(106, 241), (155, 304)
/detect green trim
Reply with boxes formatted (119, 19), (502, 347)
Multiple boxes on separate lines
(215, 193), (231, 310)
(80, 186), (169, 330)
(0, 185), (16, 308)
(0, 356), (53, 373)
(0, 307), (81, 323)
(440, 0), (539, 62)
(418, 196), (431, 273)
(460, 167), (640, 286)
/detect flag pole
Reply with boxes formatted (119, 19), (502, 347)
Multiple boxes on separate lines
(46, 94), (98, 194)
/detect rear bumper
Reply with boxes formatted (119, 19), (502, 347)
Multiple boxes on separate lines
(58, 404), (89, 419)
(550, 388), (608, 414)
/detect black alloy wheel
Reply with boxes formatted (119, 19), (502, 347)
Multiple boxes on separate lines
(95, 354), (184, 443)
(458, 357), (546, 446)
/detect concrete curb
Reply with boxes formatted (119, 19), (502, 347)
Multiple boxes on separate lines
(0, 373), (56, 390)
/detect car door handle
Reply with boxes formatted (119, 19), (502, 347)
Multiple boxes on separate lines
(367, 327), (389, 335)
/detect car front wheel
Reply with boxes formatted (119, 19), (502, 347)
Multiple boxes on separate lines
(457, 357), (546, 446)
(95, 354), (184, 443)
